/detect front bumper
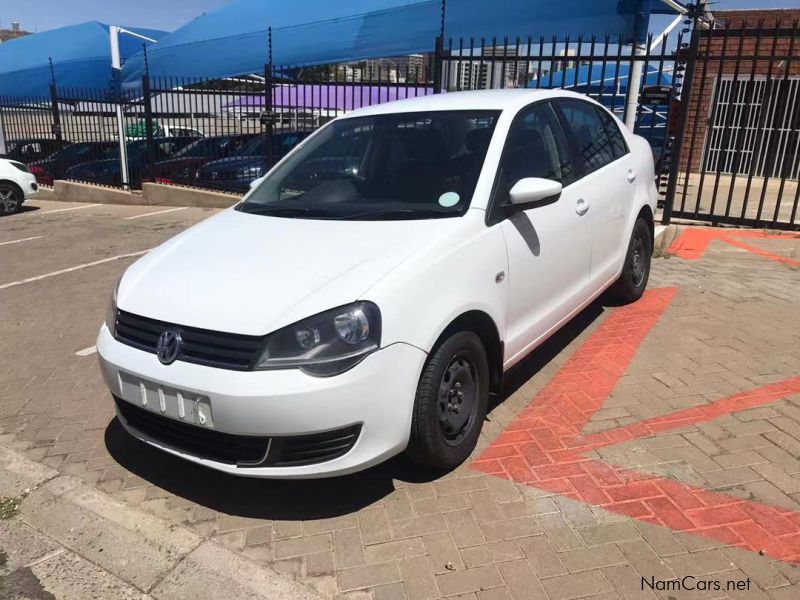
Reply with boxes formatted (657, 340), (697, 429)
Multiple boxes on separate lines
(96, 325), (427, 478)
(20, 173), (38, 198)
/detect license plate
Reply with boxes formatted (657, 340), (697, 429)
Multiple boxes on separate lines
(119, 373), (214, 428)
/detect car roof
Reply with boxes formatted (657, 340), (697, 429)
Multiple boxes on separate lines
(339, 88), (593, 119)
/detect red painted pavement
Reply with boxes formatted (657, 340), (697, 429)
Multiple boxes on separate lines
(472, 287), (800, 564)
(668, 227), (800, 266)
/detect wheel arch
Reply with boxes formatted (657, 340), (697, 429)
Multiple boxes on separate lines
(0, 179), (24, 195)
(432, 310), (504, 395)
(636, 204), (654, 253)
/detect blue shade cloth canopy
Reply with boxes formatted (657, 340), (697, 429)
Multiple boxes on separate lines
(122, 0), (678, 84)
(531, 62), (674, 92)
(0, 21), (166, 97)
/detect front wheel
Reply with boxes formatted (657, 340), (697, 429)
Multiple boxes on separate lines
(0, 182), (23, 216)
(610, 217), (652, 303)
(407, 331), (489, 470)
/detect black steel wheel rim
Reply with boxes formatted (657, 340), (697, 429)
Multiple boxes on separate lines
(0, 185), (18, 214)
(437, 351), (480, 447)
(630, 235), (646, 288)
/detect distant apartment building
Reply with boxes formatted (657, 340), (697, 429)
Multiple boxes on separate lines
(0, 20), (29, 43)
(446, 45), (530, 90)
(339, 54), (428, 83)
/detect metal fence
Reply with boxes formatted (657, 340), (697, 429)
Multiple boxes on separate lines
(0, 60), (435, 193)
(438, 31), (688, 195)
(663, 19), (800, 230)
(0, 29), (684, 196)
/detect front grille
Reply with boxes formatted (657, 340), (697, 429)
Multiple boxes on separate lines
(115, 397), (362, 468)
(115, 397), (269, 465)
(115, 310), (265, 371)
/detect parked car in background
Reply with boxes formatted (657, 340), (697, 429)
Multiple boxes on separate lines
(0, 157), (39, 215)
(152, 135), (254, 185)
(195, 131), (310, 191)
(65, 138), (198, 187)
(28, 141), (118, 185)
(126, 121), (205, 140)
(1, 138), (69, 164)
(98, 89), (657, 478)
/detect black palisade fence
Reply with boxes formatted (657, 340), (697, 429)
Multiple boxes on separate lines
(5, 22), (796, 231)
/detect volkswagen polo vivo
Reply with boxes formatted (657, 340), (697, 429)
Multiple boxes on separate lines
(98, 89), (657, 478)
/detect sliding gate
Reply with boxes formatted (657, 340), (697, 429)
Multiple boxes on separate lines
(663, 20), (800, 230)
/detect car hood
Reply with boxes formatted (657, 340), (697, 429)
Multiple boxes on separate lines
(118, 208), (461, 335)
(67, 159), (120, 175)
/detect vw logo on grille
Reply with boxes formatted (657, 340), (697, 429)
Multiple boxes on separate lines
(156, 329), (182, 365)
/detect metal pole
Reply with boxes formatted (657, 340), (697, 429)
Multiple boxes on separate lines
(109, 26), (130, 190)
(49, 83), (64, 179)
(662, 14), (700, 225)
(142, 75), (156, 182)
(624, 3), (650, 130)
(433, 36), (444, 94)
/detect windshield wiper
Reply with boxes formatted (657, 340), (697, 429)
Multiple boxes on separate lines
(338, 208), (455, 220)
(238, 205), (339, 219)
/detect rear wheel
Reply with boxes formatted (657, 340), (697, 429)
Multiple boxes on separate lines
(0, 182), (23, 216)
(610, 218), (651, 303)
(407, 331), (489, 469)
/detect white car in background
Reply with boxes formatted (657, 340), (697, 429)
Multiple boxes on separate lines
(97, 89), (657, 478)
(0, 158), (39, 216)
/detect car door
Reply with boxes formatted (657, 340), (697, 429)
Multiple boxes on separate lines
(553, 99), (635, 287)
(491, 102), (592, 365)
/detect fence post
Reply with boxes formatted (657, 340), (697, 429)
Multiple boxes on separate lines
(142, 75), (156, 183)
(661, 21), (699, 226)
(49, 83), (64, 179)
(264, 63), (274, 168)
(433, 36), (444, 94)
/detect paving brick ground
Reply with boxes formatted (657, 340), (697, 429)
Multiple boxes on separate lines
(1, 200), (799, 599)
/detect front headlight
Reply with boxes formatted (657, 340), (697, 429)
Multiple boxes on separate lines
(106, 279), (120, 337)
(9, 161), (30, 173)
(255, 302), (381, 376)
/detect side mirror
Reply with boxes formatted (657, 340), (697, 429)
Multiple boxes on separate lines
(249, 175), (266, 189)
(508, 177), (562, 208)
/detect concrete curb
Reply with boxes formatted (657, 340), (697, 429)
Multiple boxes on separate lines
(49, 179), (240, 208)
(0, 445), (324, 599)
(653, 223), (680, 258)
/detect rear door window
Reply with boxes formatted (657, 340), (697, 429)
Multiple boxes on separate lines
(555, 99), (626, 176)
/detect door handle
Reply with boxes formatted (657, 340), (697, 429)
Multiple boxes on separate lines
(627, 170), (637, 183)
(575, 198), (590, 216)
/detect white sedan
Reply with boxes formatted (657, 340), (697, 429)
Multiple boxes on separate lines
(0, 157), (39, 215)
(97, 89), (657, 478)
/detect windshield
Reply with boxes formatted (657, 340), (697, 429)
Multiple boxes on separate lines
(174, 136), (236, 158)
(237, 132), (309, 157)
(239, 110), (499, 220)
(49, 143), (115, 161)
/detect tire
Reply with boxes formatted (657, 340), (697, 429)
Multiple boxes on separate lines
(0, 182), (23, 216)
(610, 217), (652, 303)
(407, 331), (490, 470)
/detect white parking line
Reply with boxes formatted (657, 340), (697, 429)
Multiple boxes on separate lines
(125, 206), (188, 220)
(75, 345), (97, 357)
(39, 203), (101, 214)
(0, 249), (151, 291)
(0, 235), (43, 246)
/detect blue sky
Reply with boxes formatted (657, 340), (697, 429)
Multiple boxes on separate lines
(0, 0), (797, 33)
